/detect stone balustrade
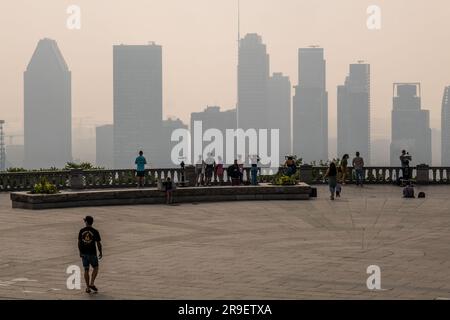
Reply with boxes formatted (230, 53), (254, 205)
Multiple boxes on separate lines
(1, 165), (450, 192)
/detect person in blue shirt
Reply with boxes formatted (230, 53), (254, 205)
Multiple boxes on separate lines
(135, 150), (147, 187)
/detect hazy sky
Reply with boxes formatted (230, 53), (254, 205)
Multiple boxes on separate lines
(1, 0), (450, 141)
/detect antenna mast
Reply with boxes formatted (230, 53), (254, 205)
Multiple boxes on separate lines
(236, 0), (240, 128)
(238, 0), (241, 43)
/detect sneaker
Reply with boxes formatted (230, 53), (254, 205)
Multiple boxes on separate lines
(89, 285), (98, 293)
(85, 287), (91, 294)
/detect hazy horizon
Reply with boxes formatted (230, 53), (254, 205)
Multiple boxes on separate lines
(1, 0), (450, 144)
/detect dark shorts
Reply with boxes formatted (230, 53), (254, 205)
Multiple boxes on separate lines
(136, 171), (145, 177)
(81, 254), (99, 270)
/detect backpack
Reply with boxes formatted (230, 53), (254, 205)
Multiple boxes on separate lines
(403, 186), (415, 198)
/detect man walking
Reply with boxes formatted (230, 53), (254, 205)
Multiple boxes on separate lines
(135, 150), (147, 187)
(352, 151), (365, 187)
(78, 216), (102, 294)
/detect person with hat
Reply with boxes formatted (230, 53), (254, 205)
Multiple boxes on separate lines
(78, 216), (103, 294)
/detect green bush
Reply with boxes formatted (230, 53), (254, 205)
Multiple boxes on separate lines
(65, 162), (104, 170)
(273, 175), (297, 186)
(30, 178), (59, 194)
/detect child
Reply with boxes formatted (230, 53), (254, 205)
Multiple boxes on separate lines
(335, 183), (342, 198)
(403, 182), (415, 198)
(165, 177), (174, 205)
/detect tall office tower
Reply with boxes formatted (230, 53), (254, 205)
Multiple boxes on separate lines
(191, 106), (237, 164)
(268, 73), (291, 163)
(390, 83), (432, 166)
(5, 145), (24, 169)
(337, 63), (371, 163)
(24, 38), (72, 169)
(113, 43), (163, 168)
(163, 117), (188, 167)
(293, 47), (328, 163)
(441, 86), (450, 166)
(238, 33), (270, 131)
(96, 124), (114, 168)
(0, 120), (5, 171)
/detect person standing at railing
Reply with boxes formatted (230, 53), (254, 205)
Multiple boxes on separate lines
(215, 156), (224, 184)
(249, 154), (260, 185)
(195, 156), (204, 186)
(237, 154), (244, 184)
(352, 151), (365, 187)
(400, 150), (412, 180)
(284, 156), (297, 177)
(205, 153), (215, 186)
(228, 159), (242, 186)
(135, 150), (147, 188)
(340, 154), (349, 185)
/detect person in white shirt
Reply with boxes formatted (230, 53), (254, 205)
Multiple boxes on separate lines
(249, 155), (260, 185)
(195, 156), (204, 186)
(204, 153), (216, 186)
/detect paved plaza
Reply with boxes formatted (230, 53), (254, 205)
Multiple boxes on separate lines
(0, 185), (450, 300)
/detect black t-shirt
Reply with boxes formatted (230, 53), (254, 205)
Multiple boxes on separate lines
(228, 165), (241, 178)
(78, 227), (101, 255)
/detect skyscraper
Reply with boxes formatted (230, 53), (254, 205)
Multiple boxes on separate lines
(96, 124), (114, 168)
(191, 106), (236, 164)
(441, 86), (450, 166)
(268, 73), (291, 163)
(337, 63), (371, 163)
(390, 83), (431, 166)
(238, 33), (269, 131)
(163, 117), (188, 167)
(293, 48), (328, 163)
(24, 38), (72, 169)
(113, 43), (163, 168)
(0, 120), (5, 171)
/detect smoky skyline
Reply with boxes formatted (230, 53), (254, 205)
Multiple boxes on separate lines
(1, 0), (450, 142)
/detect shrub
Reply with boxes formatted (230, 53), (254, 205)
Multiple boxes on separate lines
(30, 178), (59, 194)
(273, 175), (297, 186)
(65, 162), (104, 170)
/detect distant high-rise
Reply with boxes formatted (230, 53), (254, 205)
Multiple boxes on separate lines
(191, 106), (237, 164)
(293, 48), (328, 163)
(441, 86), (450, 166)
(113, 43), (163, 168)
(5, 145), (24, 169)
(268, 73), (291, 163)
(24, 38), (72, 169)
(337, 63), (371, 163)
(390, 83), (431, 166)
(96, 125), (114, 168)
(163, 118), (188, 167)
(238, 34), (269, 130)
(0, 120), (5, 171)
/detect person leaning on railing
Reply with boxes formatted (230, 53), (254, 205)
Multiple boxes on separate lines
(284, 156), (297, 177)
(227, 160), (242, 186)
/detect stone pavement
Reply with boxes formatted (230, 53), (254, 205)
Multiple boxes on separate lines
(0, 184), (449, 300)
